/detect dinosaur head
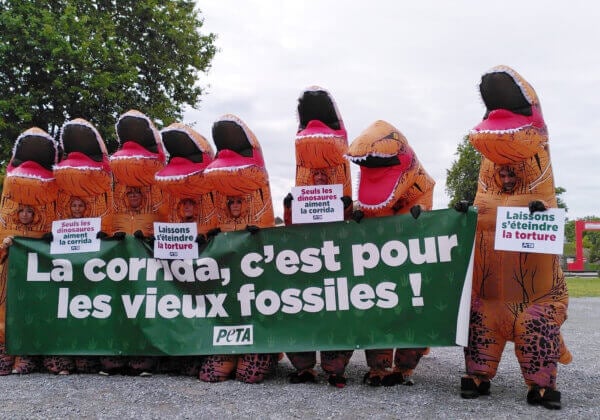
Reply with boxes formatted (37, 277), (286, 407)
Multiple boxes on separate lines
(469, 65), (547, 164)
(346, 120), (422, 211)
(110, 109), (166, 186)
(4, 127), (58, 205)
(295, 86), (348, 167)
(155, 122), (215, 197)
(204, 114), (269, 195)
(54, 118), (111, 196)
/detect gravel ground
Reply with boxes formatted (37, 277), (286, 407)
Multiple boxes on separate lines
(1, 297), (598, 419)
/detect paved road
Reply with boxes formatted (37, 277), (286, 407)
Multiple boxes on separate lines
(1, 297), (597, 419)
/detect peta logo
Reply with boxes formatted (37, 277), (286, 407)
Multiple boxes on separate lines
(213, 325), (253, 346)
(521, 243), (535, 249)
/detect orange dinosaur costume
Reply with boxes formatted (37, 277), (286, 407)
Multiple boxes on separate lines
(54, 118), (113, 231)
(346, 119), (435, 386)
(284, 86), (353, 388)
(108, 109), (168, 236)
(101, 110), (167, 375)
(199, 114), (277, 384)
(462, 65), (570, 409)
(154, 122), (217, 236)
(0, 127), (59, 375)
(42, 118), (114, 375)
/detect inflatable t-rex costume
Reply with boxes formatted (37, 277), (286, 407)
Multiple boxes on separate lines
(154, 122), (217, 236)
(199, 114), (276, 384)
(204, 114), (275, 232)
(284, 86), (353, 388)
(153, 122), (217, 377)
(102, 110), (167, 375)
(462, 65), (570, 409)
(54, 118), (113, 231)
(43, 118), (113, 375)
(346, 119), (435, 386)
(0, 127), (58, 375)
(108, 109), (168, 236)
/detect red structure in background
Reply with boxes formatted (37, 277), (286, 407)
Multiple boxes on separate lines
(568, 220), (600, 271)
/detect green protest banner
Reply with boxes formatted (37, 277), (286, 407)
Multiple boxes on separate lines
(6, 208), (477, 356)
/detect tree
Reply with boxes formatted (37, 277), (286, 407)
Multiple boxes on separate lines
(555, 186), (568, 212)
(0, 0), (217, 157)
(446, 135), (569, 211)
(445, 135), (481, 207)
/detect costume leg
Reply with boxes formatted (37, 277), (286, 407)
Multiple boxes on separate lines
(321, 350), (353, 388)
(43, 356), (75, 374)
(199, 354), (237, 382)
(321, 350), (353, 376)
(464, 298), (506, 381)
(0, 343), (14, 376)
(514, 303), (566, 389)
(12, 355), (38, 374)
(99, 356), (127, 374)
(365, 348), (393, 370)
(364, 348), (393, 386)
(286, 351), (317, 383)
(393, 348), (427, 378)
(236, 353), (276, 384)
(75, 357), (100, 374)
(128, 356), (157, 375)
(286, 351), (316, 371)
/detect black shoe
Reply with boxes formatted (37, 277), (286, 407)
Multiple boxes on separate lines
(527, 385), (561, 410)
(461, 377), (491, 399)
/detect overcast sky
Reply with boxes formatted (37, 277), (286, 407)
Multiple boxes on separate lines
(183, 0), (600, 220)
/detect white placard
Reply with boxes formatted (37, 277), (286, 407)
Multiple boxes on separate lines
(51, 217), (101, 254)
(153, 222), (198, 259)
(494, 206), (565, 254)
(291, 184), (344, 224)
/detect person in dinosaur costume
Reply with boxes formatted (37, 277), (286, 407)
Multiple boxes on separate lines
(155, 122), (217, 238)
(199, 114), (277, 384)
(109, 109), (169, 236)
(42, 118), (114, 374)
(154, 122), (217, 376)
(100, 109), (168, 376)
(283, 86), (353, 388)
(0, 127), (59, 375)
(461, 65), (571, 410)
(346, 119), (435, 387)
(54, 118), (114, 232)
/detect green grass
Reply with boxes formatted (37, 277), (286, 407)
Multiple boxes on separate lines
(567, 277), (600, 297)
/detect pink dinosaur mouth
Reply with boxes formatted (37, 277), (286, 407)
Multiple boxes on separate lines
(358, 164), (407, 207)
(111, 140), (164, 161)
(56, 151), (110, 172)
(156, 156), (208, 178)
(297, 119), (347, 139)
(205, 148), (265, 172)
(473, 106), (545, 132)
(7, 160), (54, 181)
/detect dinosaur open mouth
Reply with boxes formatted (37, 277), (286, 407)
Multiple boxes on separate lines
(155, 156), (206, 178)
(357, 164), (405, 208)
(61, 122), (105, 162)
(472, 106), (544, 133)
(11, 131), (56, 173)
(110, 140), (161, 160)
(56, 151), (107, 171)
(204, 149), (262, 172)
(297, 88), (342, 131)
(7, 160), (54, 181)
